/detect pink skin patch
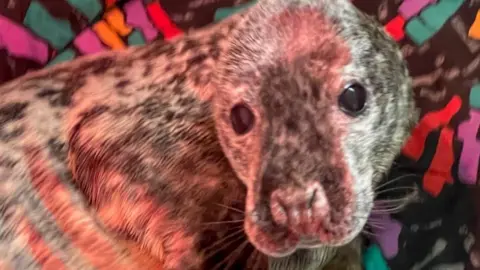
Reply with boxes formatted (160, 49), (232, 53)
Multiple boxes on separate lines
(245, 214), (300, 257)
(269, 182), (330, 237)
(247, 181), (352, 255)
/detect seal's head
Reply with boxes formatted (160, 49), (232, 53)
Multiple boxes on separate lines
(212, 0), (417, 257)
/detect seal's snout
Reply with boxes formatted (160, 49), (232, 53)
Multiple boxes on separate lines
(269, 182), (330, 237)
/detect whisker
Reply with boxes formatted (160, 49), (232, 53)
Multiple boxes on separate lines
(353, 214), (389, 228)
(373, 204), (406, 211)
(202, 227), (245, 262)
(364, 222), (385, 230)
(375, 197), (411, 203)
(374, 186), (416, 196)
(366, 225), (385, 231)
(352, 213), (372, 220)
(215, 203), (245, 214)
(129, 218), (244, 228)
(366, 218), (385, 225)
(366, 217), (386, 223)
(374, 202), (409, 209)
(366, 216), (387, 221)
(212, 239), (250, 270)
(371, 206), (406, 214)
(251, 251), (264, 270)
(373, 204), (407, 211)
(254, 251), (268, 270)
(351, 195), (411, 216)
(374, 198), (413, 208)
(362, 229), (377, 237)
(202, 220), (244, 226)
(225, 240), (251, 270)
(374, 173), (420, 191)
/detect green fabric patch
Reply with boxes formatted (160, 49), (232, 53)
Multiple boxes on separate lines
(405, 18), (436, 45)
(405, 0), (465, 45)
(128, 30), (146, 46)
(470, 84), (480, 109)
(47, 49), (76, 66)
(214, 1), (257, 22)
(363, 245), (390, 270)
(421, 0), (465, 30)
(66, 0), (103, 22)
(23, 1), (75, 50)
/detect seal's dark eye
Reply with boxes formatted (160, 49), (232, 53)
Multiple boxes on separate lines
(338, 83), (367, 116)
(230, 103), (255, 135)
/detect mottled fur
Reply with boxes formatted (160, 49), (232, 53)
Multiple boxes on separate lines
(0, 0), (417, 269)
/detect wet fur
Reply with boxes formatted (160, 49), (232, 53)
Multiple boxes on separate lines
(0, 0), (417, 269)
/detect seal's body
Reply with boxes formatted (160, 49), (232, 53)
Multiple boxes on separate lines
(0, 0), (417, 269)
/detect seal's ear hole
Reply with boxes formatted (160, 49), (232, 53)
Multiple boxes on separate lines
(338, 83), (367, 116)
(230, 103), (255, 135)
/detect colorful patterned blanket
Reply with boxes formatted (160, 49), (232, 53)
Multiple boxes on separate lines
(1, 0), (480, 269)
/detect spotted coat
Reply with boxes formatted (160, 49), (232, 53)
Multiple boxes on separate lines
(0, 0), (417, 269)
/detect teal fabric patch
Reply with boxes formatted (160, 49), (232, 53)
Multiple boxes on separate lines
(23, 1), (75, 50)
(421, 0), (465, 30)
(363, 244), (390, 270)
(405, 18), (436, 45)
(47, 49), (76, 66)
(470, 84), (480, 109)
(405, 0), (465, 45)
(214, 1), (257, 22)
(66, 0), (103, 22)
(128, 30), (146, 46)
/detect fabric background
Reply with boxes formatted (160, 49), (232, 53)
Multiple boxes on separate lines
(0, 0), (479, 269)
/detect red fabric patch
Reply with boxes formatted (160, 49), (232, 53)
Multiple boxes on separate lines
(423, 127), (455, 197)
(384, 15), (406, 41)
(105, 0), (116, 7)
(146, 2), (183, 39)
(402, 96), (462, 197)
(403, 95), (462, 160)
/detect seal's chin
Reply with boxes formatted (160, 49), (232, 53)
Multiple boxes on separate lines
(244, 212), (364, 258)
(244, 215), (300, 257)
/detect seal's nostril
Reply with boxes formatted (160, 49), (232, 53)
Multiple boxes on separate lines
(308, 188), (318, 209)
(270, 192), (288, 226)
